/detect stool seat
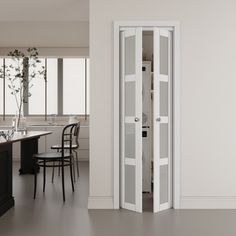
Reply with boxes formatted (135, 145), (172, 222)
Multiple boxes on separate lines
(34, 152), (71, 160)
(51, 144), (78, 150)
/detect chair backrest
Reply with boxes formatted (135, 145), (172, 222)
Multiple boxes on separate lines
(61, 122), (80, 158)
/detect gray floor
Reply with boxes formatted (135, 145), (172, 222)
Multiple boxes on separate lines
(1, 163), (236, 236)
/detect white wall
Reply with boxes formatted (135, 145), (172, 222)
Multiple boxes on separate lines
(0, 21), (89, 56)
(89, 0), (236, 209)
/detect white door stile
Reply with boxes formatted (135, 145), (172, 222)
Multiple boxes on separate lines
(135, 27), (142, 213)
(121, 31), (125, 209)
(153, 27), (172, 213)
(168, 30), (173, 209)
(121, 27), (143, 213)
(153, 28), (160, 213)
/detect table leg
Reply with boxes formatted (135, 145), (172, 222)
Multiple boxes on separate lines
(19, 137), (40, 175)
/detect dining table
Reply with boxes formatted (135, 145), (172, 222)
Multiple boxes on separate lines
(0, 130), (52, 217)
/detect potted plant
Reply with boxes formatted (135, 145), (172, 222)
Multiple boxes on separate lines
(0, 48), (46, 130)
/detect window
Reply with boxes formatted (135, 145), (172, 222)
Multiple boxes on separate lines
(0, 58), (90, 119)
(5, 58), (22, 115)
(63, 59), (85, 115)
(47, 59), (58, 115)
(28, 58), (46, 115)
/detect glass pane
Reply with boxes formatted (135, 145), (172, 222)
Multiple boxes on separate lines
(86, 59), (90, 115)
(125, 165), (136, 204)
(29, 58), (46, 115)
(125, 81), (135, 116)
(0, 58), (3, 115)
(47, 59), (58, 115)
(160, 81), (168, 116)
(160, 123), (168, 158)
(5, 58), (23, 115)
(160, 36), (168, 75)
(160, 165), (168, 204)
(125, 36), (135, 75)
(125, 123), (135, 159)
(63, 58), (85, 115)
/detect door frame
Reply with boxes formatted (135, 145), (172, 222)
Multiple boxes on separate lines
(113, 21), (181, 210)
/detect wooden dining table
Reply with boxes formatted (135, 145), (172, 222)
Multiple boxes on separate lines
(0, 131), (52, 217)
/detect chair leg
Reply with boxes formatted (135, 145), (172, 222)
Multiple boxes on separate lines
(72, 153), (76, 182)
(34, 159), (37, 199)
(75, 150), (79, 178)
(69, 158), (75, 192)
(52, 161), (55, 183)
(58, 150), (61, 177)
(43, 160), (46, 193)
(61, 161), (65, 202)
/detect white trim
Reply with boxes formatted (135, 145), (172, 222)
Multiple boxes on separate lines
(160, 74), (169, 82)
(168, 30), (173, 209)
(88, 196), (114, 209)
(124, 202), (136, 211)
(125, 117), (136, 123)
(159, 116), (168, 123)
(125, 158), (136, 165)
(135, 27), (143, 213)
(121, 27), (174, 31)
(160, 158), (169, 165)
(113, 21), (181, 210)
(125, 75), (136, 82)
(117, 21), (178, 27)
(160, 29), (169, 37)
(180, 196), (236, 209)
(153, 27), (160, 212)
(113, 22), (120, 209)
(172, 22), (181, 209)
(160, 202), (170, 211)
(120, 31), (125, 210)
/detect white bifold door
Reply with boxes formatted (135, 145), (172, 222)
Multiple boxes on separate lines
(153, 28), (172, 212)
(120, 27), (172, 213)
(121, 28), (143, 212)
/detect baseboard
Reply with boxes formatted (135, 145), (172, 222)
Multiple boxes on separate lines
(181, 196), (236, 209)
(88, 196), (114, 209)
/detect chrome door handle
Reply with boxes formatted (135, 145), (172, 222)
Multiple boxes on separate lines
(156, 117), (161, 122)
(134, 117), (140, 122)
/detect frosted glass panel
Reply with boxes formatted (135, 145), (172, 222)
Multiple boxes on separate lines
(125, 165), (135, 204)
(160, 165), (168, 204)
(63, 58), (85, 115)
(0, 58), (3, 114)
(125, 123), (135, 159)
(5, 58), (23, 115)
(47, 59), (58, 115)
(29, 59), (45, 114)
(160, 36), (168, 75)
(160, 81), (168, 116)
(160, 123), (168, 158)
(125, 81), (135, 116)
(125, 36), (135, 75)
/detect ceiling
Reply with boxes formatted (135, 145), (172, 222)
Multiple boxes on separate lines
(0, 0), (89, 21)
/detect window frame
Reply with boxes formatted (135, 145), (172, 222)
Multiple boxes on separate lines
(0, 57), (90, 120)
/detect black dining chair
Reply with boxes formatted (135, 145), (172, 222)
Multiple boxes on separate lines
(33, 122), (80, 202)
(51, 122), (80, 182)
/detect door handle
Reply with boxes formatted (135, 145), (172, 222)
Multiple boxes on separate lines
(134, 117), (140, 122)
(156, 117), (161, 122)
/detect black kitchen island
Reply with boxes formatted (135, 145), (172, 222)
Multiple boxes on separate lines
(0, 131), (51, 216)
